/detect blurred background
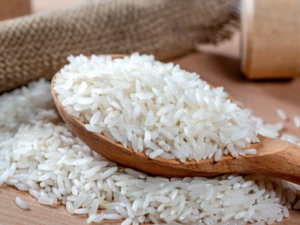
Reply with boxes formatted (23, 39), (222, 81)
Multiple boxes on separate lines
(1, 0), (86, 17)
(0, 0), (239, 59)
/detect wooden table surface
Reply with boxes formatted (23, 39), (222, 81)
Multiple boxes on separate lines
(1, 1), (300, 224)
(2, 47), (300, 225)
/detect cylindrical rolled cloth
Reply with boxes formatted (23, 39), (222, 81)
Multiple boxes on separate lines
(0, 0), (239, 93)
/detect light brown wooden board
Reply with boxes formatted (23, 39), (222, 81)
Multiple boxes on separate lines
(2, 182), (298, 225)
(0, 0), (31, 21)
(31, 0), (88, 13)
(1, 0), (300, 219)
(1, 49), (300, 224)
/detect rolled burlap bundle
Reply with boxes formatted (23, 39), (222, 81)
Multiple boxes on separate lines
(0, 0), (239, 93)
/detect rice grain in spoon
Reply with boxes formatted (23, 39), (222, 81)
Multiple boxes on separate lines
(52, 56), (300, 183)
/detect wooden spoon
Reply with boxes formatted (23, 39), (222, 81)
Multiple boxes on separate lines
(51, 55), (300, 184)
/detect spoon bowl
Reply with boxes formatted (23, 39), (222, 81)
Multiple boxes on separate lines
(51, 55), (300, 184)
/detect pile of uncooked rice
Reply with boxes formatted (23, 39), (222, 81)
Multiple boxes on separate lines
(1, 78), (300, 224)
(54, 53), (259, 162)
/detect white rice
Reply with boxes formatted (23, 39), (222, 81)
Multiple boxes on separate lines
(1, 76), (300, 224)
(276, 109), (287, 121)
(294, 200), (300, 209)
(253, 116), (283, 139)
(54, 53), (259, 162)
(293, 116), (300, 129)
(244, 149), (257, 155)
(15, 196), (28, 210)
(281, 133), (299, 144)
(38, 197), (54, 205)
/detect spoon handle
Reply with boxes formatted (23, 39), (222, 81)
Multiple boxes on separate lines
(245, 138), (300, 184)
(146, 136), (300, 184)
(191, 137), (300, 184)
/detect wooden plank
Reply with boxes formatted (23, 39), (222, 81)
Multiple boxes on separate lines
(0, 0), (31, 21)
(1, 49), (300, 224)
(31, 0), (87, 13)
(0, 184), (122, 225)
(2, 180), (299, 225)
(1, 0), (300, 220)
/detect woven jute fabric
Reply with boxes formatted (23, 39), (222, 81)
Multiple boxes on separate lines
(0, 0), (239, 93)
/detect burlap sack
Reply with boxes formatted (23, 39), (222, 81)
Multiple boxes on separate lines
(0, 0), (239, 93)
